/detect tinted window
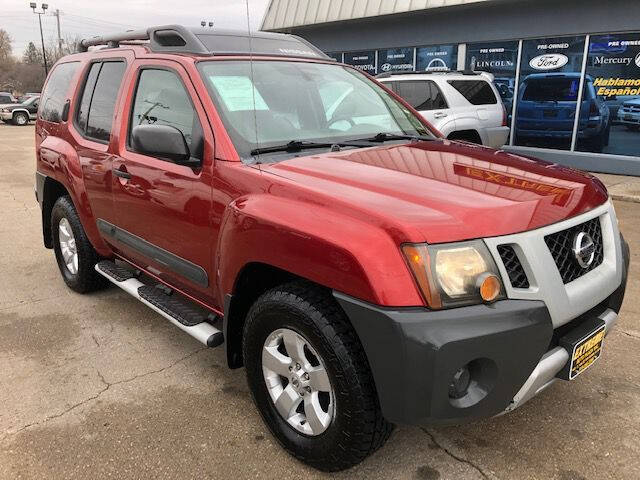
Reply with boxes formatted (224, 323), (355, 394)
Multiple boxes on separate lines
(130, 69), (200, 158)
(76, 63), (101, 133)
(522, 78), (580, 102)
(448, 80), (497, 105)
(40, 62), (79, 122)
(397, 81), (431, 110)
(85, 62), (126, 142)
(396, 80), (447, 111)
(0, 95), (13, 104)
(430, 82), (448, 109)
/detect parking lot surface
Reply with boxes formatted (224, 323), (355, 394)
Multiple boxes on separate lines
(1, 124), (639, 480)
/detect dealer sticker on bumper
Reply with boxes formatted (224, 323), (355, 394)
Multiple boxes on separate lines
(568, 325), (605, 380)
(557, 318), (606, 381)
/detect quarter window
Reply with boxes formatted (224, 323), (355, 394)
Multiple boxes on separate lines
(129, 69), (201, 158)
(448, 80), (498, 105)
(40, 62), (79, 123)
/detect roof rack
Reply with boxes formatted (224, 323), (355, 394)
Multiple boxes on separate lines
(79, 25), (331, 60)
(375, 69), (485, 78)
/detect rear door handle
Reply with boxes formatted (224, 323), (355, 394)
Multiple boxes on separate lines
(113, 168), (131, 180)
(434, 112), (448, 118)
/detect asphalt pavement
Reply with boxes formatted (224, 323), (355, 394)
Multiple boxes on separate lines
(1, 124), (638, 480)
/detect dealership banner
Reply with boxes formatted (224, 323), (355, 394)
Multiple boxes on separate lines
(587, 33), (640, 98)
(514, 36), (586, 151)
(416, 45), (457, 71)
(343, 51), (376, 73)
(377, 47), (414, 73)
(467, 41), (519, 78)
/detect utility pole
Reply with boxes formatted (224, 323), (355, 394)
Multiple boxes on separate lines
(54, 9), (62, 56)
(29, 2), (49, 75)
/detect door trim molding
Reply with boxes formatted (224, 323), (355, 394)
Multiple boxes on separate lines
(97, 219), (209, 287)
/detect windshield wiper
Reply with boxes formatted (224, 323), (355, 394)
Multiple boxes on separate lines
(250, 140), (366, 156)
(348, 132), (435, 143)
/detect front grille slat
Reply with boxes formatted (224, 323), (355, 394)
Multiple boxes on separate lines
(497, 244), (530, 289)
(544, 217), (604, 284)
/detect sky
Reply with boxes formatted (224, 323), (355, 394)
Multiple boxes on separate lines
(1, 0), (270, 57)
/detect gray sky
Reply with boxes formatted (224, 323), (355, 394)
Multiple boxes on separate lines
(1, 0), (270, 57)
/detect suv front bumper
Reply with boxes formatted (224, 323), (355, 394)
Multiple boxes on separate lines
(334, 236), (629, 426)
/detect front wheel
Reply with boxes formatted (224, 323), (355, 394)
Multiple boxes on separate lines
(51, 196), (108, 293)
(243, 282), (392, 471)
(12, 112), (29, 126)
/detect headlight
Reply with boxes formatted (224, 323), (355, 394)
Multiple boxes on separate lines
(402, 240), (504, 309)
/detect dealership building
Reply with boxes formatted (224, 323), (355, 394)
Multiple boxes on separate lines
(262, 0), (640, 175)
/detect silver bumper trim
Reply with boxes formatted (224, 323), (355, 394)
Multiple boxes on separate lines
(501, 308), (618, 414)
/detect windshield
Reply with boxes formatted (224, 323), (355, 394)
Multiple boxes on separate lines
(197, 60), (433, 161)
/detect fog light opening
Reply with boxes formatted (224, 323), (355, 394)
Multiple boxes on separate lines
(448, 365), (471, 400)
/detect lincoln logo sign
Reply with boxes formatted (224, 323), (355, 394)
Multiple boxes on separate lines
(529, 53), (569, 70)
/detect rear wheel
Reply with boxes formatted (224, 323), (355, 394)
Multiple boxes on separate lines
(12, 112), (28, 126)
(243, 282), (392, 471)
(51, 196), (108, 293)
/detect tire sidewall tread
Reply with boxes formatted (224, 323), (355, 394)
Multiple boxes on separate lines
(243, 281), (392, 471)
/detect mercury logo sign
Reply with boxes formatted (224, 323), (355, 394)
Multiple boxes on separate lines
(529, 53), (568, 70)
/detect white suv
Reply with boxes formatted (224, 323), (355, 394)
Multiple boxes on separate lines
(377, 71), (510, 148)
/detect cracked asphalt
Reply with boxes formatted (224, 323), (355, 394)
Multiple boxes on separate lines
(1, 124), (639, 480)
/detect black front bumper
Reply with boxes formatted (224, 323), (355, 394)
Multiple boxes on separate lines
(334, 237), (629, 426)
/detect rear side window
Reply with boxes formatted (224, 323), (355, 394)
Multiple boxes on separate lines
(396, 80), (447, 111)
(75, 61), (126, 142)
(448, 80), (497, 105)
(40, 62), (79, 122)
(129, 69), (202, 160)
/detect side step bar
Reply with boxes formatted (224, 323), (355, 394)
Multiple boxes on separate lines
(95, 261), (223, 347)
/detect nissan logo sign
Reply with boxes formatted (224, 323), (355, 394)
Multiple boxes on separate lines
(572, 232), (596, 269)
(529, 53), (569, 70)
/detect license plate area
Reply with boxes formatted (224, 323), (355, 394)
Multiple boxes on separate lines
(557, 317), (606, 380)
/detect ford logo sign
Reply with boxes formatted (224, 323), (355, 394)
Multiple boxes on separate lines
(529, 53), (569, 71)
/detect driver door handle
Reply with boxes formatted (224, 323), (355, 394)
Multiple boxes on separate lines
(113, 168), (131, 180)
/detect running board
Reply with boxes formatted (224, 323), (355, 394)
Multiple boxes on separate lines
(95, 261), (223, 347)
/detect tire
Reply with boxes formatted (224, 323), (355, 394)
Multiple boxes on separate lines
(12, 111), (29, 126)
(243, 281), (392, 471)
(51, 195), (108, 293)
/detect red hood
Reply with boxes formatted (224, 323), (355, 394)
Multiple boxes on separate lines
(260, 140), (608, 244)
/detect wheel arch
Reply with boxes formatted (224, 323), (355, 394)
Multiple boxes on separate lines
(447, 129), (483, 145)
(40, 175), (70, 248)
(223, 262), (305, 368)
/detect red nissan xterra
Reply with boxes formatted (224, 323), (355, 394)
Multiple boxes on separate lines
(35, 26), (629, 471)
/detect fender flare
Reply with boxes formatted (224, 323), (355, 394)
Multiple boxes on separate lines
(39, 136), (111, 256)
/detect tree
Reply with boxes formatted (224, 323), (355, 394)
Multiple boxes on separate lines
(0, 29), (12, 64)
(23, 42), (42, 65)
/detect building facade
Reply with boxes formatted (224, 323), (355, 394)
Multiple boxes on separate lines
(262, 0), (640, 175)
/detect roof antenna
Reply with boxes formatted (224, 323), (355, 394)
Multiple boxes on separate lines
(246, 0), (260, 164)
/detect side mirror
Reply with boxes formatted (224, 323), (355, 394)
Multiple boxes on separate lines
(131, 124), (199, 166)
